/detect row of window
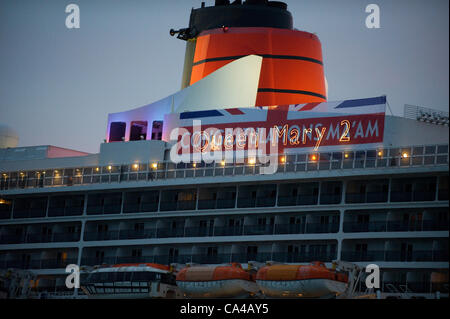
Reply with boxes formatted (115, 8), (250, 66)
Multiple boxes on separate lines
(1, 207), (447, 245)
(2, 246), (448, 271)
(0, 144), (448, 191)
(0, 176), (448, 219)
(109, 121), (163, 142)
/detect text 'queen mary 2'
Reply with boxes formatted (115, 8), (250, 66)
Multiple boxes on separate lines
(0, 0), (448, 299)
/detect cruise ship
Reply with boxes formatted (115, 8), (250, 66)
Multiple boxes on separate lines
(0, 0), (448, 299)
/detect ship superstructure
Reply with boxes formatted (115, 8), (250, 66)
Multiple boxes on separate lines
(0, 0), (448, 299)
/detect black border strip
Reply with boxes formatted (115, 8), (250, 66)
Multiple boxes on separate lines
(193, 54), (323, 66)
(258, 88), (326, 99)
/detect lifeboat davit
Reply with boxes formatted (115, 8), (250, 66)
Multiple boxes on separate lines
(82, 263), (181, 299)
(176, 263), (258, 298)
(256, 262), (348, 298)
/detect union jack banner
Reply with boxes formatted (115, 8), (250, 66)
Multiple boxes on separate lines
(162, 96), (386, 153)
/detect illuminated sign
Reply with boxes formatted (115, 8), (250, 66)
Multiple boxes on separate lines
(163, 96), (386, 155)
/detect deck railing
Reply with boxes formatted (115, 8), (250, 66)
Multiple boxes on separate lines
(0, 144), (448, 191)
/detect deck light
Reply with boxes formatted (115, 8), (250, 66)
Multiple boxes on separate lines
(192, 163), (197, 168)
(248, 158), (256, 165)
(95, 167), (100, 172)
(344, 153), (349, 159)
(378, 151), (383, 157)
(402, 152), (409, 159)
(310, 154), (317, 161)
(133, 164), (139, 170)
(108, 166), (112, 171)
(221, 160), (226, 166)
(280, 156), (286, 163)
(152, 163), (158, 169)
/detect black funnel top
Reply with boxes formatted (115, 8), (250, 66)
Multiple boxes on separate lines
(171, 0), (293, 40)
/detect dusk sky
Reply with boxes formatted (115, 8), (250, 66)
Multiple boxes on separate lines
(0, 0), (448, 153)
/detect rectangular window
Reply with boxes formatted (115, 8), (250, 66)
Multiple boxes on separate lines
(438, 175), (449, 200)
(320, 181), (342, 204)
(207, 247), (218, 256)
(109, 122), (126, 142)
(131, 249), (142, 257)
(129, 121), (148, 141)
(151, 121), (163, 141)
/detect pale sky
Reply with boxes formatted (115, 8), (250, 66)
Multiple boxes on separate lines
(0, 0), (448, 153)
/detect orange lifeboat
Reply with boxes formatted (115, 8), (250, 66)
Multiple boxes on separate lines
(176, 263), (258, 298)
(256, 262), (348, 298)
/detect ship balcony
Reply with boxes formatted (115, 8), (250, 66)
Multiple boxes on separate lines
(86, 205), (121, 215)
(78, 249), (339, 266)
(238, 197), (277, 208)
(122, 191), (160, 214)
(48, 206), (84, 217)
(118, 229), (157, 240)
(0, 144), (447, 193)
(212, 225), (245, 237)
(190, 254), (232, 264)
(2, 174), (448, 221)
(236, 184), (277, 208)
(79, 252), (339, 267)
(277, 195), (318, 206)
(0, 206), (10, 220)
(343, 220), (449, 233)
(184, 227), (214, 237)
(0, 233), (26, 244)
(86, 192), (122, 215)
(159, 189), (197, 212)
(84, 227), (159, 241)
(156, 227), (185, 238)
(84, 231), (121, 241)
(229, 253), (273, 263)
(12, 209), (46, 219)
(81, 255), (207, 266)
(270, 251), (337, 263)
(159, 200), (196, 211)
(304, 223), (340, 234)
(2, 258), (78, 270)
(123, 201), (158, 214)
(47, 195), (85, 217)
(390, 191), (437, 202)
(345, 192), (389, 204)
(80, 221), (341, 241)
(25, 232), (80, 243)
(197, 199), (235, 210)
(123, 202), (159, 213)
(81, 257), (118, 266)
(341, 249), (449, 262)
(0, 222), (81, 244)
